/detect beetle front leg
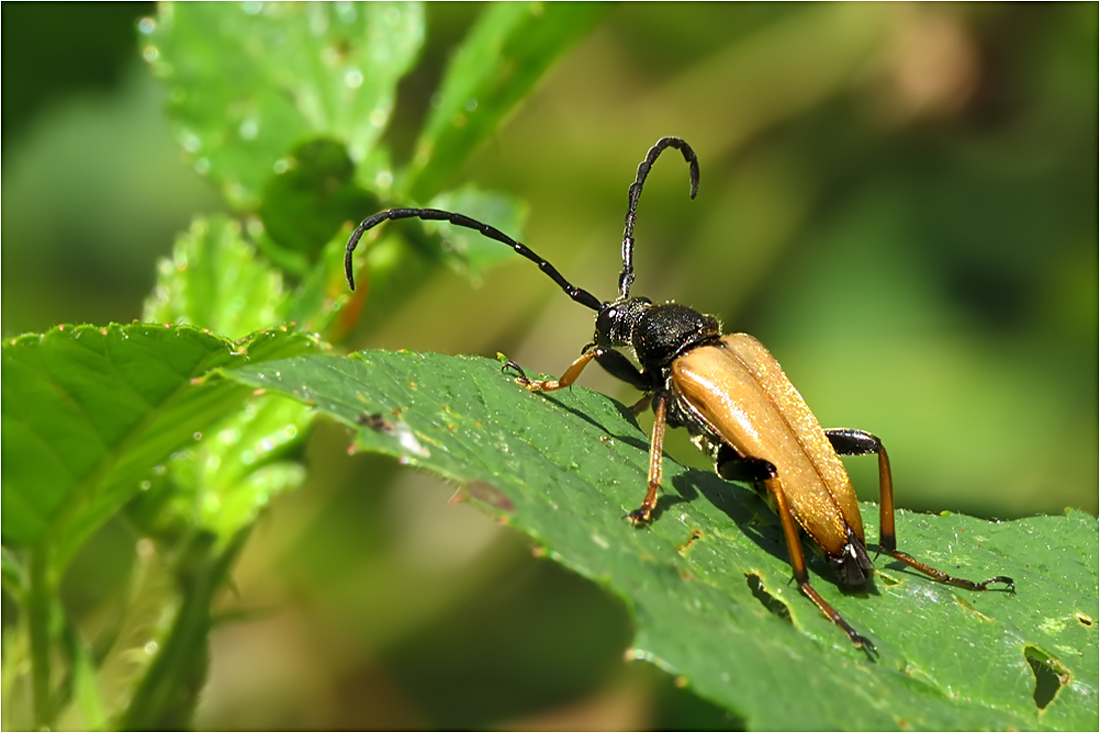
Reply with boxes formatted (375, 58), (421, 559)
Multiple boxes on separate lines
(825, 428), (1015, 594)
(506, 349), (602, 392)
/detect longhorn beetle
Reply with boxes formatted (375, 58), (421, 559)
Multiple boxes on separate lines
(345, 136), (1015, 652)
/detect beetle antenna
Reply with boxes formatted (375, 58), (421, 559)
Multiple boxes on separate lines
(618, 136), (700, 299)
(345, 208), (602, 311)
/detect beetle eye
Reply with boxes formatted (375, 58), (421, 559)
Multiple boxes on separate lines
(594, 306), (617, 344)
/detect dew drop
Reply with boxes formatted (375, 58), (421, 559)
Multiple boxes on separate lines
(138, 17), (155, 34)
(239, 117), (259, 140)
(142, 45), (158, 62)
(181, 132), (201, 153)
(368, 108), (388, 129)
(345, 68), (363, 89)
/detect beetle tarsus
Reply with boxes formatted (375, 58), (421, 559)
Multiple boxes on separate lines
(882, 549), (1016, 596)
(968, 575), (1016, 594)
(983, 576), (1016, 594)
(850, 631), (878, 657)
(502, 360), (559, 390)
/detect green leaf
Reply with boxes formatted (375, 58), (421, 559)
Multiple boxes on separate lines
(140, 214), (314, 547)
(281, 230), (361, 339)
(143, 215), (287, 339)
(258, 138), (379, 267)
(144, 2), (424, 209)
(403, 3), (607, 200)
(130, 394), (310, 549)
(1, 323), (317, 571)
(223, 350), (1098, 730)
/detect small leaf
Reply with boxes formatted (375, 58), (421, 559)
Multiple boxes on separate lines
(140, 215), (316, 547)
(258, 138), (378, 266)
(143, 215), (286, 339)
(283, 231), (364, 340)
(145, 2), (424, 209)
(130, 394), (310, 549)
(403, 3), (607, 200)
(223, 349), (1098, 730)
(1, 324), (317, 572)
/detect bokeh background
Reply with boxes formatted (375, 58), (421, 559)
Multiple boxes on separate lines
(3, 3), (1096, 729)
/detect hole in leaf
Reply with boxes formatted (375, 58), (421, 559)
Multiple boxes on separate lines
(874, 570), (900, 586)
(1075, 612), (1093, 627)
(746, 573), (791, 623)
(1024, 645), (1071, 710)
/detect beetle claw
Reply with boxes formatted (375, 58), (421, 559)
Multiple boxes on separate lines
(852, 633), (878, 657)
(501, 359), (527, 379)
(625, 507), (652, 525)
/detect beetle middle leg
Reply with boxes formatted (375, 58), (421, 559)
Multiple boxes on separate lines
(626, 393), (668, 525)
(825, 428), (1015, 593)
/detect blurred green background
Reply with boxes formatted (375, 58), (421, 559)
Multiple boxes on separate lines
(3, 3), (1096, 728)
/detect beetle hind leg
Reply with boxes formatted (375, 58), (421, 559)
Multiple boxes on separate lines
(714, 444), (778, 483)
(767, 474), (877, 654)
(824, 428), (1016, 594)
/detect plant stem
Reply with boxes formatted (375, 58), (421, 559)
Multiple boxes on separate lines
(27, 546), (54, 729)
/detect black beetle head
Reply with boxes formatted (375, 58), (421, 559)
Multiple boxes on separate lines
(594, 297), (653, 349)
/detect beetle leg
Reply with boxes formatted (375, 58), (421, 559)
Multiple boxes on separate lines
(594, 349), (653, 392)
(715, 445), (778, 483)
(768, 475), (876, 654)
(627, 393), (668, 525)
(628, 394), (652, 416)
(509, 349), (602, 392)
(825, 428), (1015, 594)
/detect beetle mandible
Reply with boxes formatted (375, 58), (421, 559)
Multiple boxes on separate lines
(344, 136), (1015, 652)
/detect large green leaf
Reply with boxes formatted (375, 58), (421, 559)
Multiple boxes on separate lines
(144, 2), (424, 209)
(224, 349), (1098, 730)
(1, 323), (317, 570)
(402, 3), (607, 200)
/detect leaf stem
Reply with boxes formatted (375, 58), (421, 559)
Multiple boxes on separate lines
(28, 545), (54, 729)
